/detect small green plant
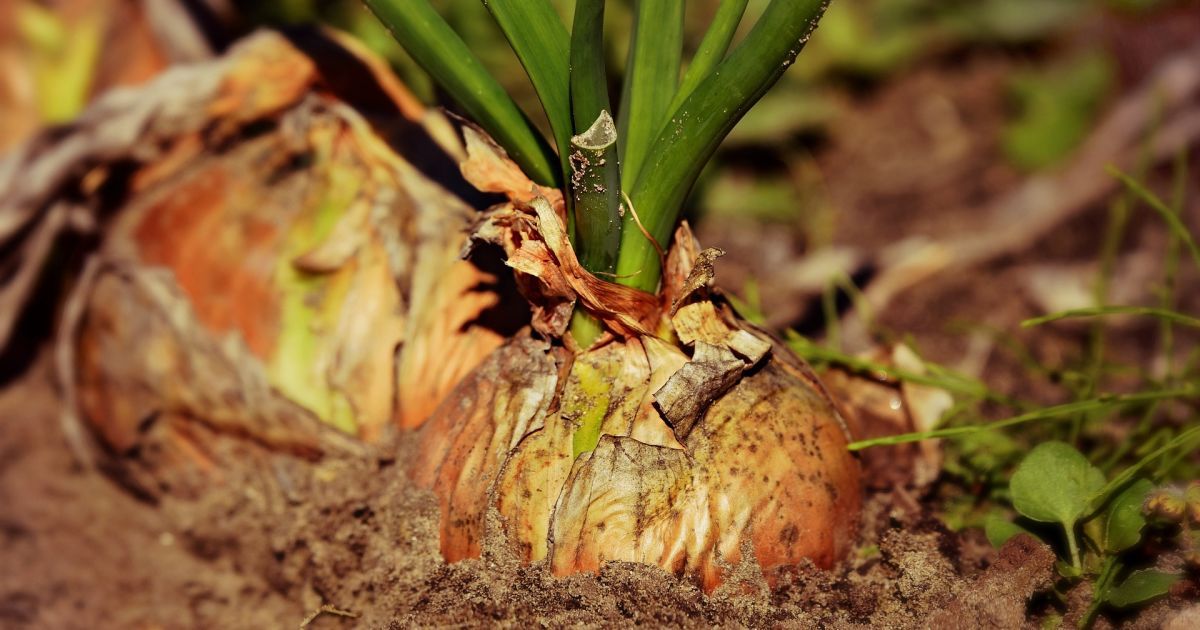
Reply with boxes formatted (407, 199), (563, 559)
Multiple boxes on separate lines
(992, 441), (1186, 628)
(363, 0), (831, 344)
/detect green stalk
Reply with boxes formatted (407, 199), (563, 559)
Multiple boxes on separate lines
(569, 0), (622, 277)
(363, 0), (559, 187)
(617, 0), (684, 189)
(568, 0), (623, 347)
(482, 0), (574, 189)
(616, 0), (829, 293)
(566, 112), (621, 347)
(668, 0), (750, 116)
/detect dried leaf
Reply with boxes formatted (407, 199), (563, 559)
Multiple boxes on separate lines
(669, 247), (726, 315)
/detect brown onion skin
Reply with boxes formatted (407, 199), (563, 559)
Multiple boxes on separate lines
(410, 330), (861, 593)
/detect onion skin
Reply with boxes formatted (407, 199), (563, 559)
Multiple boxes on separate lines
(412, 327), (861, 592)
(549, 351), (861, 591)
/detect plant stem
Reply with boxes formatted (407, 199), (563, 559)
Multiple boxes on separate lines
(567, 112), (622, 348)
(616, 0), (829, 293)
(617, 0), (684, 189)
(568, 1), (622, 278)
(1065, 524), (1083, 573)
(363, 0), (560, 187)
(568, 0), (625, 348)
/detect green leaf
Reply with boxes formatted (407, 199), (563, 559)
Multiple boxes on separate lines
(1089, 424), (1200, 512)
(669, 0), (749, 115)
(1002, 52), (1110, 170)
(568, 0), (622, 279)
(617, 0), (685, 189)
(1109, 167), (1200, 273)
(363, 0), (560, 186)
(1105, 570), (1180, 608)
(1100, 479), (1153, 554)
(847, 389), (1197, 450)
(1022, 305), (1200, 330)
(984, 513), (1035, 548)
(482, 0), (574, 182)
(615, 0), (831, 292)
(1010, 441), (1105, 526)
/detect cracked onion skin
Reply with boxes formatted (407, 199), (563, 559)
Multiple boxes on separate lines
(550, 350), (861, 591)
(410, 322), (861, 592)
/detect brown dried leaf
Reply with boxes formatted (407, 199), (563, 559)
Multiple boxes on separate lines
(653, 341), (746, 438)
(819, 344), (948, 490)
(467, 196), (658, 339)
(669, 247), (726, 316)
(460, 126), (563, 210)
(660, 222), (703, 312)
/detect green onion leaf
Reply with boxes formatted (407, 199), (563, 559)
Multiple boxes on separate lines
(483, 0), (574, 186)
(669, 0), (750, 116)
(569, 0), (622, 278)
(617, 0), (829, 292)
(617, 0), (685, 189)
(363, 0), (560, 187)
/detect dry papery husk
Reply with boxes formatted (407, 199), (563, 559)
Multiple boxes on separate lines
(32, 31), (860, 593)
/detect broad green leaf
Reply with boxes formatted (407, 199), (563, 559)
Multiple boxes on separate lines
(984, 513), (1035, 548)
(1105, 570), (1180, 608)
(1100, 479), (1153, 554)
(1010, 441), (1105, 525)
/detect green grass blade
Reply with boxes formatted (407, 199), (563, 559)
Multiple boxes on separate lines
(786, 331), (1018, 405)
(847, 388), (1196, 450)
(1109, 166), (1200, 271)
(668, 0), (750, 116)
(616, 0), (829, 292)
(483, 0), (574, 184)
(1023, 306), (1200, 329)
(617, 0), (685, 189)
(363, 0), (560, 187)
(1087, 424), (1200, 514)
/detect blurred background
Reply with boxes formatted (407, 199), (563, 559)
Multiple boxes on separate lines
(2, 0), (1197, 347)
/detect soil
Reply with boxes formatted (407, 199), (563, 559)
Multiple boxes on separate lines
(3, 10), (1200, 630)
(0, 354), (1060, 628)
